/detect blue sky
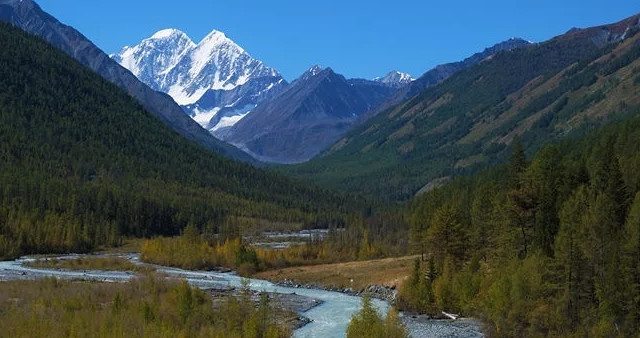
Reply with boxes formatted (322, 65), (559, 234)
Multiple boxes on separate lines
(37, 0), (640, 81)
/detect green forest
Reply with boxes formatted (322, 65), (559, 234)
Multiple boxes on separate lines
(0, 22), (368, 259)
(398, 112), (640, 336)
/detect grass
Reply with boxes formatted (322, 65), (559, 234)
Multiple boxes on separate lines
(25, 256), (154, 273)
(254, 255), (419, 291)
(0, 275), (290, 338)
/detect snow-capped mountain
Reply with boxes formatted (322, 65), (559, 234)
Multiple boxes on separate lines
(112, 28), (286, 134)
(374, 71), (414, 88)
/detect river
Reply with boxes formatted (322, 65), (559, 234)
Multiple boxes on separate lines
(0, 254), (484, 337)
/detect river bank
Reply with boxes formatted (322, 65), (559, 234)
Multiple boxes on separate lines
(0, 254), (391, 337)
(0, 254), (486, 337)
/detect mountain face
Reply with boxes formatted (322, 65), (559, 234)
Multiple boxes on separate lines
(112, 29), (196, 92)
(225, 66), (400, 163)
(0, 0), (253, 163)
(113, 29), (287, 135)
(285, 13), (640, 200)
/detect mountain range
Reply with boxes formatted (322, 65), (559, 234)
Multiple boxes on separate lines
(114, 27), (538, 164)
(286, 13), (640, 199)
(362, 37), (532, 120)
(113, 31), (417, 163)
(3, 0), (640, 204)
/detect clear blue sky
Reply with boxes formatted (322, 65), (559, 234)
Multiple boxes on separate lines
(37, 0), (640, 81)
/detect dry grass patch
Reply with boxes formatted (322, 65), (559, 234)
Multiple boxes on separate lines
(255, 255), (419, 291)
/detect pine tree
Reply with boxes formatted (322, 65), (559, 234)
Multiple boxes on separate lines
(555, 186), (590, 327)
(508, 138), (527, 189)
(346, 294), (384, 338)
(622, 192), (640, 334)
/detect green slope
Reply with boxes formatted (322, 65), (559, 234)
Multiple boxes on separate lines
(0, 22), (363, 258)
(285, 14), (640, 200)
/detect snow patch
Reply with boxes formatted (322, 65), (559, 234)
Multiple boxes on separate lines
(212, 111), (250, 132)
(191, 106), (221, 127)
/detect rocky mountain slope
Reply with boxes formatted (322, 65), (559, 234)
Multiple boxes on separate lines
(226, 66), (400, 163)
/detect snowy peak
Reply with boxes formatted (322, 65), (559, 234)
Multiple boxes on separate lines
(112, 27), (285, 133)
(199, 29), (235, 49)
(180, 28), (274, 95)
(112, 28), (195, 91)
(113, 27), (282, 105)
(375, 71), (414, 87)
(150, 28), (189, 40)
(297, 65), (326, 82)
(307, 64), (324, 76)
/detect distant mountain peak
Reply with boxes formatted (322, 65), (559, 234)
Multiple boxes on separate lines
(227, 66), (397, 163)
(374, 70), (414, 87)
(297, 65), (326, 82)
(112, 28), (196, 92)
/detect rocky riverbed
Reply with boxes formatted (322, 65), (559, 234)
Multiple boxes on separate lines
(276, 279), (398, 303)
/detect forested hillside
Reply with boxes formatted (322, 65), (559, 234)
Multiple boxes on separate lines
(0, 22), (364, 259)
(398, 111), (640, 336)
(285, 14), (640, 200)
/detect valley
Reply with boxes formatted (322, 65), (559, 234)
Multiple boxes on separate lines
(0, 253), (484, 337)
(1, 0), (640, 337)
